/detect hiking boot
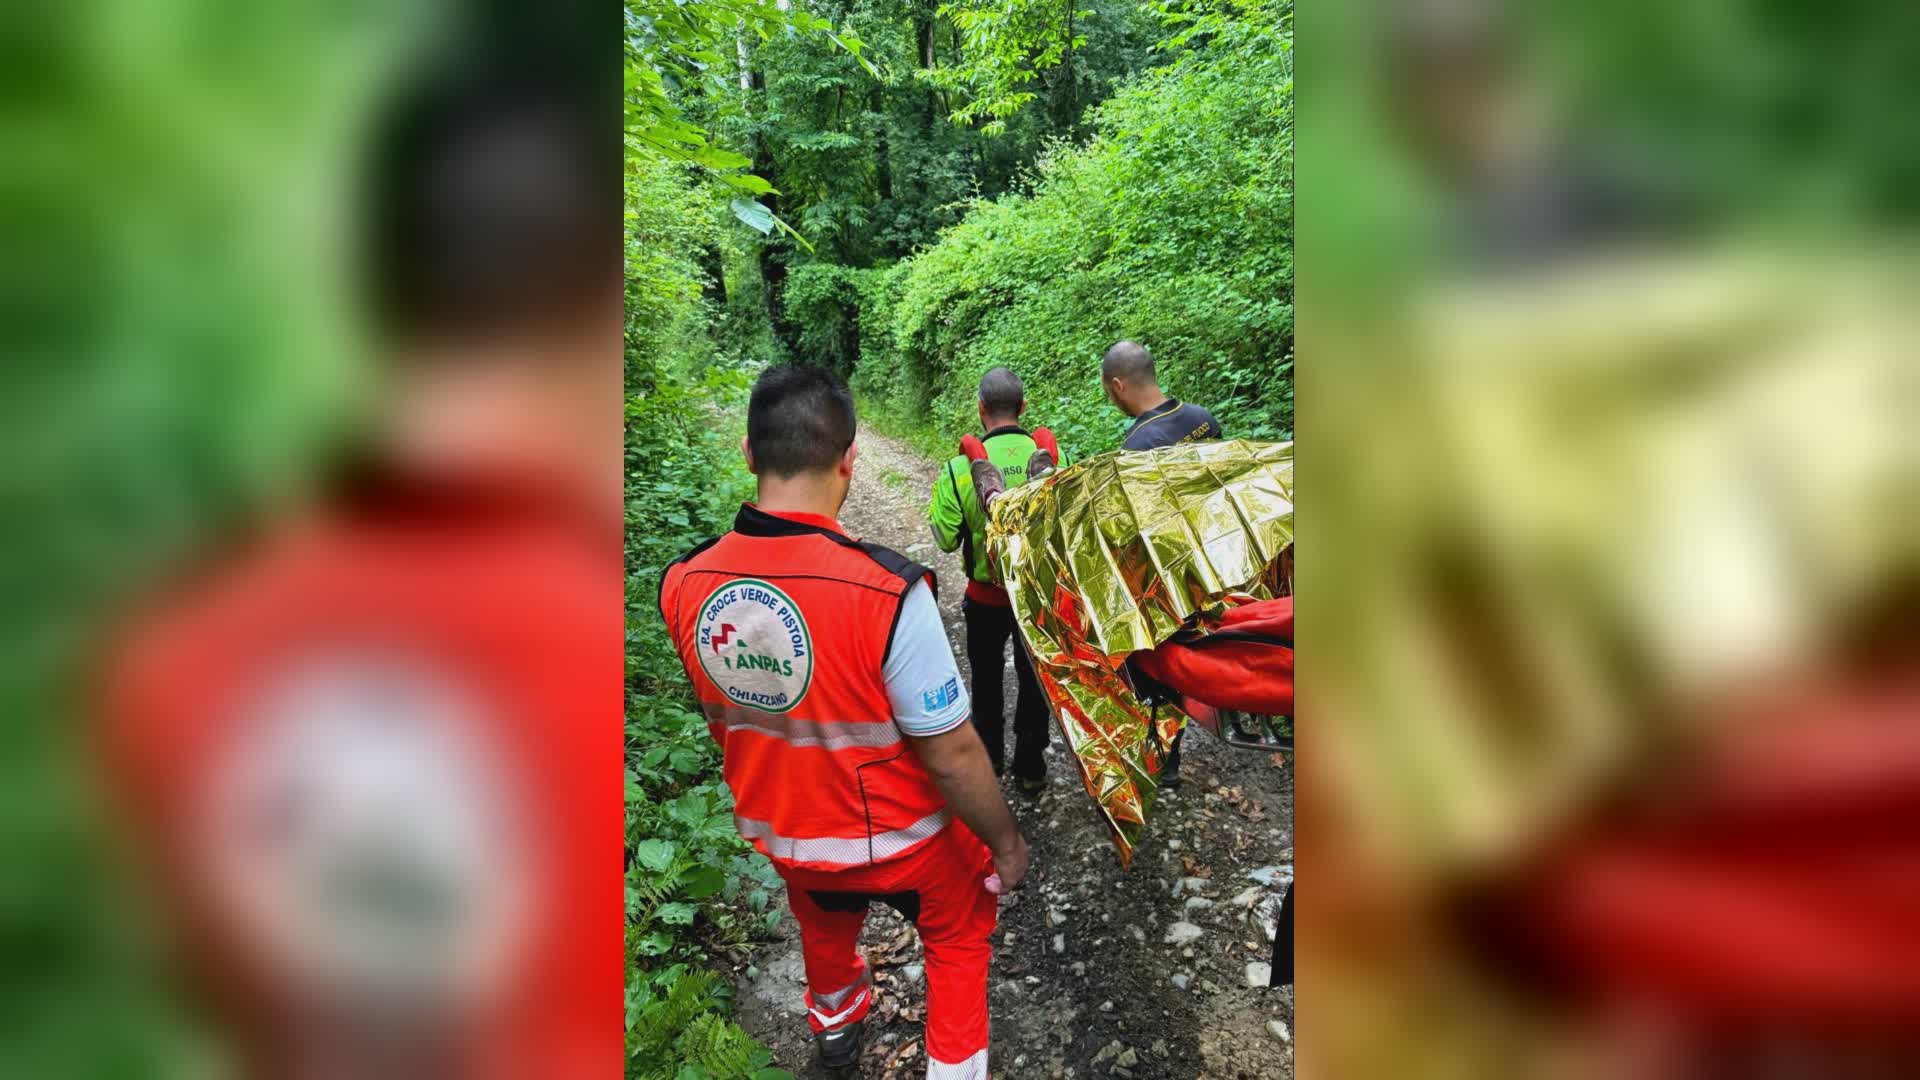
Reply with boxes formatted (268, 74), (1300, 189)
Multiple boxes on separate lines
(817, 1020), (865, 1072)
(1016, 775), (1047, 797)
(1025, 446), (1058, 482)
(969, 457), (1007, 512)
(1159, 757), (1183, 791)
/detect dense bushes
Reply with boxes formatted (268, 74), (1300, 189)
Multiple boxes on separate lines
(858, 0), (1293, 454)
(626, 156), (789, 1080)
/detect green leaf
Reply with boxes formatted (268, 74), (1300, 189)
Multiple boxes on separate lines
(635, 839), (677, 872)
(668, 791), (707, 825)
(682, 864), (727, 899)
(656, 902), (697, 926)
(730, 198), (775, 235)
(720, 172), (777, 196)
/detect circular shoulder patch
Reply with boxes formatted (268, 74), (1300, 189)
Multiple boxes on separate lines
(694, 578), (814, 713)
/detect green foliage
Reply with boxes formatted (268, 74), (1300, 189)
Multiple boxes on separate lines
(874, 0), (1293, 452)
(929, 0), (1092, 132)
(2, 2), (426, 1074)
(784, 262), (906, 377)
(698, 0), (1157, 360)
(624, 346), (776, 1078)
(627, 95), (783, 1080)
(627, 0), (874, 193)
(629, 971), (793, 1080)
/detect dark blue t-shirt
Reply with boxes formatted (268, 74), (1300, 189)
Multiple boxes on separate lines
(1121, 398), (1223, 451)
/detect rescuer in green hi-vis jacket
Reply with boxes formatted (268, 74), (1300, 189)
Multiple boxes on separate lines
(927, 367), (1068, 795)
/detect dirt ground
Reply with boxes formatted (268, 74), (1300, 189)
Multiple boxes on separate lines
(729, 426), (1294, 1079)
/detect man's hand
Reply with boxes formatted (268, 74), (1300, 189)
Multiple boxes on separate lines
(987, 833), (1030, 894)
(904, 723), (1026, 887)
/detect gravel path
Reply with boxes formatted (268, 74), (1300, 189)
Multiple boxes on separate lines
(730, 425), (1295, 1079)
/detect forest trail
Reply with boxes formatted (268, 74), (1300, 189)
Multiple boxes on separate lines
(730, 426), (1296, 1080)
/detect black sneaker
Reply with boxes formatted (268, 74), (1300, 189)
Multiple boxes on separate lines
(1016, 775), (1046, 797)
(817, 1020), (864, 1072)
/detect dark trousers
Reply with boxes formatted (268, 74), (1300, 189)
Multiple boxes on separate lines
(962, 597), (1050, 781)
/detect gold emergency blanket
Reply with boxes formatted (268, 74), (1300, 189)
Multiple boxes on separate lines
(983, 439), (1294, 864)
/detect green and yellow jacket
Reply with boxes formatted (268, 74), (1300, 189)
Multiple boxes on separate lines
(927, 424), (1069, 603)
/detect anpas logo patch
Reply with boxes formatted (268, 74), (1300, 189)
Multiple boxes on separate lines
(695, 578), (813, 713)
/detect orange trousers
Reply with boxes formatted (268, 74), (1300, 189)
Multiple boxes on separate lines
(779, 822), (998, 1078)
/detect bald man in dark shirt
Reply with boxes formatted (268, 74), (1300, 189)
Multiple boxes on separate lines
(1099, 340), (1223, 786)
(1102, 341), (1224, 452)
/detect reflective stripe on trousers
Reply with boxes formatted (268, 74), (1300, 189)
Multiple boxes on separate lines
(926, 1047), (989, 1079)
(809, 984), (871, 1029)
(808, 965), (871, 1028)
(735, 808), (951, 866)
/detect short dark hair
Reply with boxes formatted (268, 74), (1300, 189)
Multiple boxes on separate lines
(363, 57), (617, 346)
(977, 367), (1025, 419)
(1101, 340), (1156, 384)
(747, 365), (856, 477)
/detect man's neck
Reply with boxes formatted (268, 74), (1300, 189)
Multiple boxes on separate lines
(754, 475), (844, 521)
(982, 416), (1022, 434)
(387, 363), (620, 517)
(1130, 388), (1170, 418)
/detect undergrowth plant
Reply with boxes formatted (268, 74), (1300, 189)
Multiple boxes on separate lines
(627, 143), (789, 1080)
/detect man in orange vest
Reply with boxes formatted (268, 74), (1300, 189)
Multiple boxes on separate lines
(103, 57), (621, 1080)
(661, 365), (1029, 1077)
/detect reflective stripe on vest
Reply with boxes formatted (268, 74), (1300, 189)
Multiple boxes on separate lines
(733, 808), (952, 867)
(701, 702), (901, 751)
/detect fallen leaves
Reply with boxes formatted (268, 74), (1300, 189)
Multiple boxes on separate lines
(1219, 784), (1267, 823)
(883, 1037), (921, 1073)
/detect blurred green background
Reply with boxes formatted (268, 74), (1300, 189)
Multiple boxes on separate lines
(2, 3), (433, 1073)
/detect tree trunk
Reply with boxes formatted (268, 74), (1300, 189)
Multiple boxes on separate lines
(838, 299), (861, 377)
(746, 65), (801, 358)
(698, 243), (728, 308)
(915, 4), (935, 69)
(872, 88), (893, 201)
(1055, 0), (1078, 129)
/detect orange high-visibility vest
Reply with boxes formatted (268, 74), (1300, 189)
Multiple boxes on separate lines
(659, 504), (951, 872)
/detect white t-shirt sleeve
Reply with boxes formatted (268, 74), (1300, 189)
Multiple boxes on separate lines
(883, 579), (972, 736)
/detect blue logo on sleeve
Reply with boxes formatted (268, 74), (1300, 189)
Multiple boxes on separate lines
(922, 676), (962, 714)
